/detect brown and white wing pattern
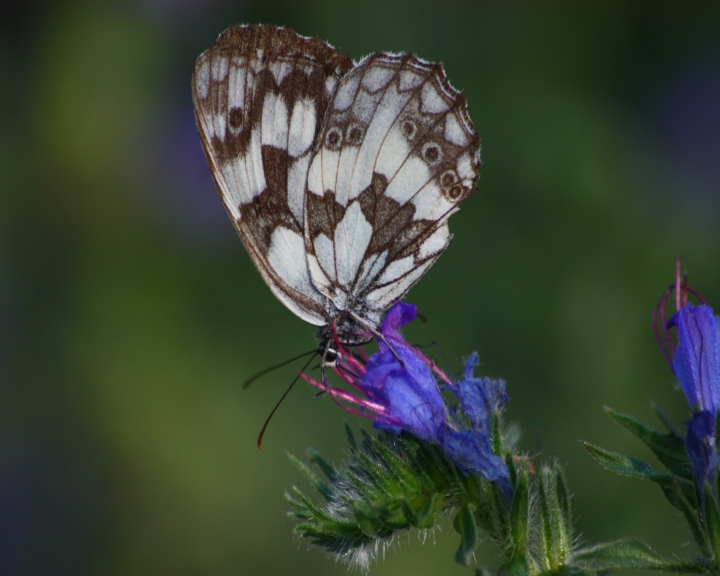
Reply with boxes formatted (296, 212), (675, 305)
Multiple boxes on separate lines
(304, 54), (480, 328)
(192, 25), (352, 326)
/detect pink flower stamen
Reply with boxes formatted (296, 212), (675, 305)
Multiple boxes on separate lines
(298, 368), (393, 422)
(382, 332), (455, 387)
(653, 258), (708, 368)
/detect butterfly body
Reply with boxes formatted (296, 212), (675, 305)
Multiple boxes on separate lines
(192, 25), (480, 350)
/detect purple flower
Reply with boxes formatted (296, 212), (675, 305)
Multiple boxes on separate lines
(666, 303), (720, 491)
(654, 263), (720, 494)
(358, 303), (448, 441)
(452, 353), (509, 430)
(300, 302), (512, 498)
(440, 354), (512, 498)
(686, 411), (718, 490)
(667, 303), (720, 415)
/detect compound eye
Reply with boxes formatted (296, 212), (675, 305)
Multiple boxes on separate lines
(322, 346), (340, 368)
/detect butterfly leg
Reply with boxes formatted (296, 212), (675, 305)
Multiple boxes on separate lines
(348, 311), (404, 366)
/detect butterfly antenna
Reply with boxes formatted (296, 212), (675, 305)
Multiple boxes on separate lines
(242, 349), (317, 389)
(257, 351), (319, 450)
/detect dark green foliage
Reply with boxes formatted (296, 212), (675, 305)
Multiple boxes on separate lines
(287, 424), (690, 574)
(287, 429), (459, 563)
(585, 406), (720, 574)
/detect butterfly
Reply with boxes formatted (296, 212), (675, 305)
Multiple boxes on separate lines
(192, 24), (480, 359)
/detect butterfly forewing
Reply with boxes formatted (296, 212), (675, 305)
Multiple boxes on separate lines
(304, 53), (480, 328)
(192, 25), (353, 326)
(192, 25), (480, 345)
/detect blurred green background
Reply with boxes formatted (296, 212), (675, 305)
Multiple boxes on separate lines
(3, 1), (720, 574)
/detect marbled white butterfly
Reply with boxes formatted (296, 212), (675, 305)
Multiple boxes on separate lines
(192, 25), (480, 358)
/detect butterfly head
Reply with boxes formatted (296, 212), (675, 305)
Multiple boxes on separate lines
(320, 344), (340, 369)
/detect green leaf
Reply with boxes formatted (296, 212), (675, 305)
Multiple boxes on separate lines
(505, 451), (517, 489)
(344, 422), (357, 451)
(352, 502), (391, 538)
(509, 470), (529, 559)
(286, 431), (462, 566)
(307, 448), (337, 484)
(453, 504), (479, 566)
(704, 488), (720, 561)
(537, 469), (555, 570)
(288, 453), (332, 501)
(659, 482), (711, 556)
(583, 442), (673, 482)
(605, 407), (690, 479)
(497, 556), (529, 576)
(571, 539), (706, 572)
(491, 412), (503, 457)
(653, 403), (683, 436)
(401, 493), (442, 529)
(583, 441), (700, 521)
(553, 463), (572, 546)
(537, 465), (571, 571)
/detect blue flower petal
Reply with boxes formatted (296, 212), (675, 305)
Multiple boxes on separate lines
(363, 346), (447, 442)
(463, 352), (480, 380)
(454, 355), (508, 429)
(668, 304), (720, 415)
(441, 427), (512, 499)
(378, 301), (418, 346)
(686, 410), (717, 498)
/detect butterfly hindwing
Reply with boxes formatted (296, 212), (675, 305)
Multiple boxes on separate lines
(304, 53), (480, 327)
(192, 25), (353, 326)
(193, 25), (480, 343)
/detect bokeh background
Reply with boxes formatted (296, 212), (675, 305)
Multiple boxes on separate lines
(3, 1), (720, 574)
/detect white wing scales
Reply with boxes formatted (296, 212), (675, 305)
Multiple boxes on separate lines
(305, 54), (480, 330)
(192, 25), (480, 344)
(192, 25), (353, 326)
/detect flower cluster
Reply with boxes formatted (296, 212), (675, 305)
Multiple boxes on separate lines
(300, 302), (512, 499)
(292, 302), (666, 573)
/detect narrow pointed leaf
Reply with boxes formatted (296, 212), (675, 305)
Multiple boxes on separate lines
(453, 504), (478, 566)
(491, 412), (502, 456)
(660, 481), (712, 556)
(553, 463), (572, 545)
(537, 465), (572, 571)
(704, 488), (720, 560)
(583, 442), (673, 482)
(509, 470), (529, 559)
(288, 453), (332, 501)
(344, 423), (357, 451)
(307, 448), (337, 483)
(605, 408), (689, 478)
(653, 402), (683, 436)
(505, 452), (517, 488)
(571, 539), (706, 572)
(537, 468), (556, 571)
